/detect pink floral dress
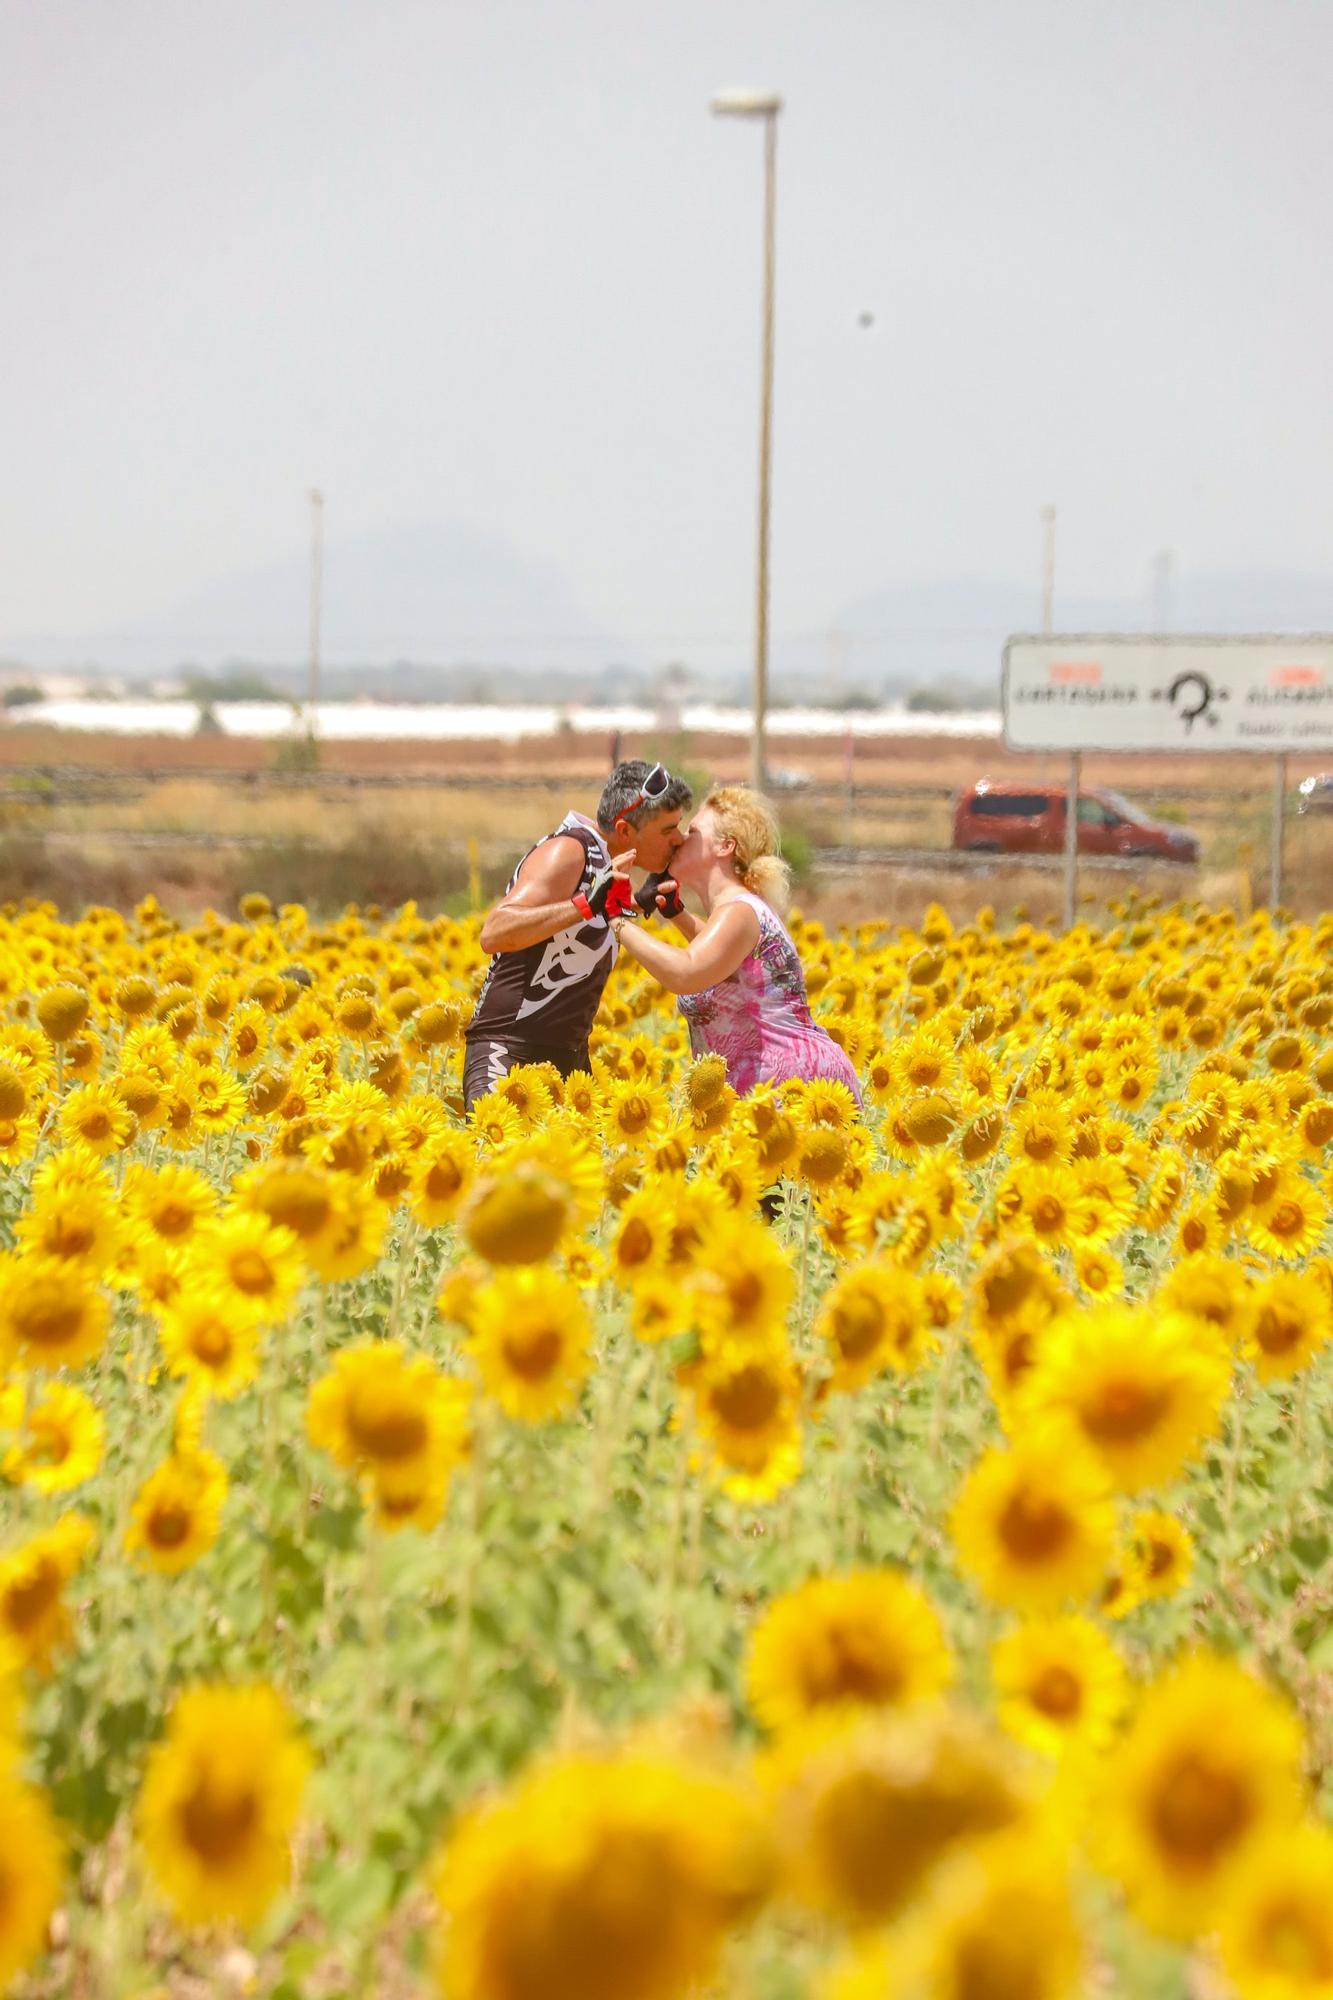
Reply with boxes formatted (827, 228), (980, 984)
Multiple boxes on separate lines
(678, 890), (862, 1100)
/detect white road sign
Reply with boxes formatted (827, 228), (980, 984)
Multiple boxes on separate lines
(1002, 635), (1333, 753)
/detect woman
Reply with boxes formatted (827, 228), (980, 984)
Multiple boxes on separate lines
(610, 787), (860, 1100)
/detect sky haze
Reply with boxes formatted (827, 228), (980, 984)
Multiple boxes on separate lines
(4, 1), (1333, 670)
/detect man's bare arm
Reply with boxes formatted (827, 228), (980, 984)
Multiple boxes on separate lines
(478, 836), (589, 954)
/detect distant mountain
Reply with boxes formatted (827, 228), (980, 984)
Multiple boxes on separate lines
(9, 534), (1333, 704)
(4, 523), (630, 680)
(777, 571), (1333, 697)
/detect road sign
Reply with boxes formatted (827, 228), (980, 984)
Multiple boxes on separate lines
(1002, 634), (1333, 753)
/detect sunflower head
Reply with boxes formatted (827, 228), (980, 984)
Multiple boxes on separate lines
(463, 1159), (572, 1267)
(950, 1429), (1116, 1614)
(468, 1268), (592, 1424)
(1097, 1652), (1306, 1940)
(127, 1450), (228, 1574)
(764, 1703), (1032, 1928)
(0, 1774), (64, 1989)
(35, 984), (90, 1044)
(991, 1615), (1127, 1760)
(137, 1682), (310, 1927)
(747, 1570), (952, 1735)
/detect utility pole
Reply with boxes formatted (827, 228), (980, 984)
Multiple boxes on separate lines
(307, 488), (324, 740)
(1040, 504), (1056, 636)
(712, 87), (782, 792)
(1151, 548), (1174, 632)
(1043, 505), (1078, 933)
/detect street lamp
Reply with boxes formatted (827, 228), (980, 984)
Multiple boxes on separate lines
(711, 87), (782, 793)
(307, 488), (324, 741)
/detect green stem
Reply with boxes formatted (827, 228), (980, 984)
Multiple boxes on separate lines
(1221, 1391), (1247, 1561)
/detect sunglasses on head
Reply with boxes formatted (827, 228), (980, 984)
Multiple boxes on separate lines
(621, 763), (672, 817)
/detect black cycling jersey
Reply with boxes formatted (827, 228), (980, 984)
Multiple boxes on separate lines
(465, 811), (620, 1056)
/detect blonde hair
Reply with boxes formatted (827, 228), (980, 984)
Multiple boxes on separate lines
(704, 786), (792, 915)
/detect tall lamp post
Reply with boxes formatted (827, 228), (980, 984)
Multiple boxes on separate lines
(711, 86), (782, 793)
(307, 488), (324, 743)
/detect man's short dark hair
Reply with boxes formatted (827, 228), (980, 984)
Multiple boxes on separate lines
(596, 760), (693, 832)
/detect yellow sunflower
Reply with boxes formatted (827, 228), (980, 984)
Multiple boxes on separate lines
(1097, 1652), (1305, 1939)
(2, 1380), (103, 1492)
(0, 1255), (109, 1373)
(409, 1130), (475, 1228)
(691, 1214), (793, 1360)
(1074, 1246), (1124, 1298)
(600, 1075), (672, 1148)
(468, 1268), (592, 1422)
(607, 1185), (672, 1287)
(1126, 1509), (1194, 1600)
(971, 1236), (1069, 1343)
(1243, 1270), (1333, 1382)
(627, 1274), (690, 1346)
(746, 1570), (952, 1735)
(1159, 1253), (1256, 1349)
(1218, 1822), (1333, 2000)
(990, 1614), (1127, 1760)
(463, 1157), (574, 1267)
(1000, 1162), (1096, 1251)
(190, 1210), (305, 1325)
(692, 1347), (803, 1487)
(15, 1181), (123, 1276)
(763, 1704), (1031, 1929)
(1018, 1302), (1231, 1494)
(302, 1177), (386, 1283)
(659, 1180), (731, 1276)
(713, 1421), (804, 1506)
(189, 1065), (248, 1132)
(0, 1773), (64, 1989)
(950, 1429), (1116, 1613)
(823, 1831), (1084, 2000)
(434, 1748), (769, 2000)
(126, 1449), (228, 1574)
(815, 1263), (934, 1392)
(157, 1290), (263, 1400)
(137, 1682), (310, 1926)
(306, 1340), (471, 1501)
(57, 1079), (136, 1156)
(1247, 1169), (1329, 1261)
(0, 1514), (95, 1670)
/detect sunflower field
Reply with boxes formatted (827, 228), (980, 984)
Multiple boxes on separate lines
(2, 887), (1333, 1998)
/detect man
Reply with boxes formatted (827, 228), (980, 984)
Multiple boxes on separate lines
(462, 759), (692, 1106)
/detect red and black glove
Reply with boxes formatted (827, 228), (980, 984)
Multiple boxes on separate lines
(633, 871), (684, 919)
(574, 863), (635, 923)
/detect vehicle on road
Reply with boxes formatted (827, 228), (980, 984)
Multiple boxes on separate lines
(952, 781), (1199, 862)
(1296, 774), (1333, 814)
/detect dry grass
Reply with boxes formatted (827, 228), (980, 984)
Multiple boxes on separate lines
(51, 777), (573, 854)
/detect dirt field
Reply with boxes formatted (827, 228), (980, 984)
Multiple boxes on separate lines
(1, 719), (1329, 790)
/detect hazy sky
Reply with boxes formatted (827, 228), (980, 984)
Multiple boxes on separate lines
(4, 0), (1333, 655)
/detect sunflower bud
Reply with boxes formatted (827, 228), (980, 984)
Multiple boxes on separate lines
(0, 1062), (28, 1121)
(902, 1093), (957, 1148)
(416, 1000), (463, 1048)
(687, 1054), (728, 1112)
(247, 1065), (291, 1117)
(36, 983), (90, 1044)
(115, 975), (157, 1018)
(463, 1162), (571, 1266)
(796, 1126), (849, 1187)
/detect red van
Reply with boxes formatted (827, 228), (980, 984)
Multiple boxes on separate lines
(952, 782), (1199, 863)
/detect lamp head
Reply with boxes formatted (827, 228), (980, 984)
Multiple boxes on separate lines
(711, 87), (782, 117)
